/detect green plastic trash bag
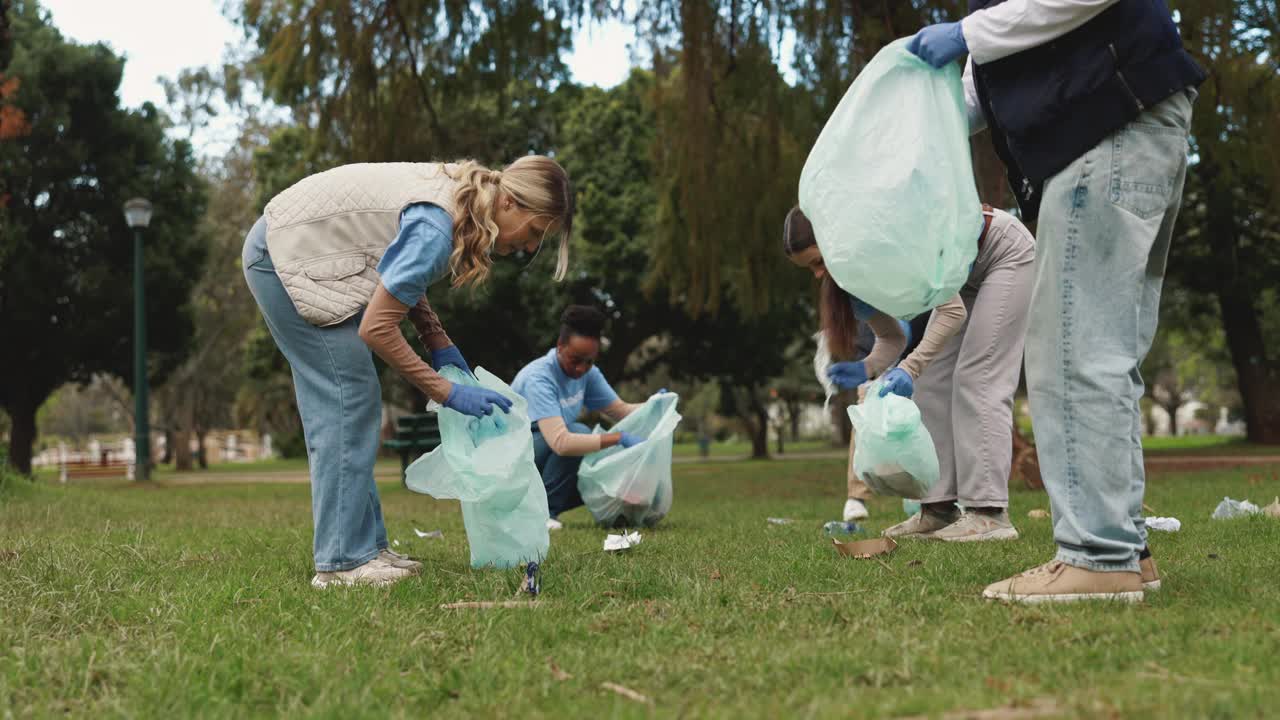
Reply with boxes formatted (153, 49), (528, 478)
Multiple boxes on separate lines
(798, 38), (981, 319)
(847, 380), (939, 498)
(404, 367), (549, 569)
(577, 392), (682, 527)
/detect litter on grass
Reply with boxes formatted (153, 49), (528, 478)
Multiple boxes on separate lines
(414, 528), (444, 539)
(1212, 497), (1261, 519)
(604, 531), (642, 552)
(767, 517), (794, 525)
(1146, 516), (1181, 533)
(832, 536), (898, 559)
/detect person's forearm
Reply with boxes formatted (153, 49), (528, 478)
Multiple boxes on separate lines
(359, 285), (452, 402)
(537, 417), (612, 456)
(600, 399), (641, 423)
(862, 314), (909, 378)
(407, 295), (452, 352)
(962, 0), (1121, 64)
(898, 295), (967, 379)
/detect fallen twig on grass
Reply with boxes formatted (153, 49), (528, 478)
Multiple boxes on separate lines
(439, 601), (542, 610)
(601, 682), (650, 704)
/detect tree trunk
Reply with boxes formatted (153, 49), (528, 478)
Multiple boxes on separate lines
(160, 428), (173, 464)
(788, 401), (801, 441)
(1218, 290), (1280, 443)
(747, 388), (770, 460)
(196, 429), (208, 469)
(174, 393), (195, 471)
(1160, 399), (1181, 438)
(6, 400), (37, 476)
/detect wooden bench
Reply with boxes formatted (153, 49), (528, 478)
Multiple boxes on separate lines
(384, 413), (442, 484)
(60, 460), (133, 482)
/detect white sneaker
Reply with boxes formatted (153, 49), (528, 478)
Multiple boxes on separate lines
(311, 557), (414, 589)
(378, 548), (423, 573)
(546, 518), (564, 531)
(842, 498), (869, 522)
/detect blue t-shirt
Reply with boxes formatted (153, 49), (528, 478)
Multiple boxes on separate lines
(849, 296), (913, 357)
(511, 349), (620, 424)
(376, 203), (454, 306)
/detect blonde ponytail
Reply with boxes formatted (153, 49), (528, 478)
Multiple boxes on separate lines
(446, 155), (575, 288)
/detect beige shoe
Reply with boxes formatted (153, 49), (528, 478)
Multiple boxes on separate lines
(883, 506), (960, 539)
(1140, 554), (1160, 592)
(311, 557), (414, 589)
(842, 498), (870, 521)
(933, 510), (1019, 543)
(983, 560), (1143, 604)
(379, 548), (423, 573)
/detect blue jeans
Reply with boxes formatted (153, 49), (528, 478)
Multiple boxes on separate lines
(241, 217), (388, 572)
(532, 422), (589, 518)
(1025, 89), (1195, 573)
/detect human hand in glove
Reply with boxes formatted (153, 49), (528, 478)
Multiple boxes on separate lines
(906, 21), (967, 68)
(827, 361), (869, 391)
(878, 368), (915, 399)
(619, 432), (645, 448)
(430, 344), (472, 377)
(444, 384), (513, 417)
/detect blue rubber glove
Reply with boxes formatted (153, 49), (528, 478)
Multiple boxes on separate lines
(878, 368), (915, 398)
(827, 361), (869, 391)
(618, 432), (645, 449)
(906, 21), (967, 68)
(430, 345), (472, 377)
(444, 384), (513, 418)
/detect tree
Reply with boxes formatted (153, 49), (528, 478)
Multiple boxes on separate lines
(0, 1), (207, 473)
(1169, 0), (1280, 443)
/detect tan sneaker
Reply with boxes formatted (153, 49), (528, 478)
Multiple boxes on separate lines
(842, 498), (869, 521)
(379, 548), (423, 573)
(311, 557), (414, 589)
(1140, 554), (1160, 592)
(883, 506), (960, 539)
(983, 560), (1143, 604)
(933, 510), (1019, 543)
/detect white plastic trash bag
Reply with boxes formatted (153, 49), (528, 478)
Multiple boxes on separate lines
(405, 367), (550, 569)
(847, 380), (939, 498)
(577, 392), (682, 527)
(799, 38), (981, 319)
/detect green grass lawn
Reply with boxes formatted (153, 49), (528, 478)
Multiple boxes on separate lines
(673, 439), (832, 458)
(1141, 435), (1280, 456)
(2, 459), (1278, 717)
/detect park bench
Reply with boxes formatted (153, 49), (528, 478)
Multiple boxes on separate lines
(60, 459), (133, 482)
(384, 412), (442, 484)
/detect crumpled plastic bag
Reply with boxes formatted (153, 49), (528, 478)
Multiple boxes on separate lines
(405, 366), (549, 569)
(847, 379), (939, 498)
(577, 392), (682, 527)
(1211, 497), (1261, 520)
(798, 38), (981, 319)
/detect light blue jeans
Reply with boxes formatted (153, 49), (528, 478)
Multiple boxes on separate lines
(1025, 89), (1195, 573)
(242, 217), (388, 572)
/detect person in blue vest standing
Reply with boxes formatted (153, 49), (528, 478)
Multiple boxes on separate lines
(908, 0), (1205, 602)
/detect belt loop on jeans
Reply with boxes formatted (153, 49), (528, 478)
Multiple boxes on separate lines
(979, 203), (994, 252)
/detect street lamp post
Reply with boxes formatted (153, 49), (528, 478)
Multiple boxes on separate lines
(123, 198), (153, 481)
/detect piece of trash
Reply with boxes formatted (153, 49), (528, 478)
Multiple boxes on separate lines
(1264, 497), (1280, 519)
(520, 562), (540, 597)
(1146, 516), (1181, 532)
(1027, 509), (1050, 519)
(902, 499), (921, 517)
(601, 682), (650, 704)
(0, 550), (18, 563)
(440, 601), (542, 610)
(823, 521), (863, 536)
(392, 539), (401, 547)
(414, 528), (445, 539)
(1207, 553), (1220, 560)
(603, 531), (642, 552)
(1212, 497), (1261, 519)
(710, 569), (723, 581)
(767, 517), (794, 525)
(548, 657), (573, 681)
(546, 518), (564, 531)
(832, 536), (898, 559)
(907, 559), (924, 567)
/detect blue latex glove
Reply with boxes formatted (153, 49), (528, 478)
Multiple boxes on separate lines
(618, 432), (645, 449)
(444, 384), (513, 418)
(851, 297), (879, 322)
(827, 361), (869, 391)
(906, 21), (967, 68)
(430, 344), (472, 377)
(878, 368), (915, 398)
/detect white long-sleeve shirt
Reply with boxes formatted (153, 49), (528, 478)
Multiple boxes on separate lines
(959, 0), (1123, 134)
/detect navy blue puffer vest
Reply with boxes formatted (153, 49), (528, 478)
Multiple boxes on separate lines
(968, 0), (1205, 220)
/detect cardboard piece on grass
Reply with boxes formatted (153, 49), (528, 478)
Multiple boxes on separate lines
(1027, 509), (1049, 519)
(1264, 497), (1280, 519)
(832, 536), (898, 559)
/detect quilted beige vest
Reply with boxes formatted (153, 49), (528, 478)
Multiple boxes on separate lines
(264, 162), (459, 326)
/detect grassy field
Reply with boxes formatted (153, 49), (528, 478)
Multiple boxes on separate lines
(2, 458), (1279, 718)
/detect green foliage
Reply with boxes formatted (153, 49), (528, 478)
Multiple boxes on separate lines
(0, 0), (207, 471)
